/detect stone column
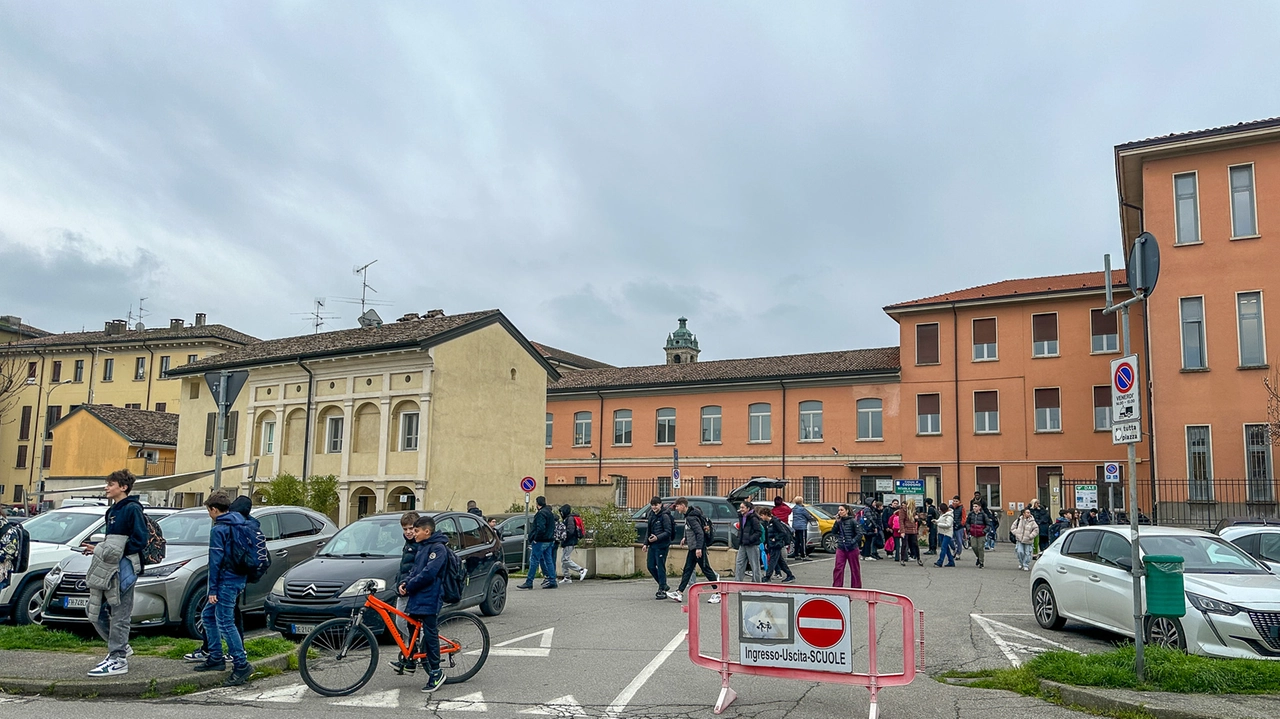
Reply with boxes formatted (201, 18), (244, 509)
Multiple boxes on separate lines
(377, 396), (391, 478)
(374, 481), (388, 514)
(340, 399), (354, 478)
(337, 481), (351, 527)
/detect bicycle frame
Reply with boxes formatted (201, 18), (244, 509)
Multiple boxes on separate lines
(357, 593), (462, 662)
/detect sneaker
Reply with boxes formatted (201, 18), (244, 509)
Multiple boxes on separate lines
(125, 645), (135, 658)
(561, 577), (572, 584)
(667, 591), (683, 602)
(389, 657), (418, 675)
(579, 568), (588, 581)
(193, 658), (228, 672)
(708, 593), (722, 604)
(421, 669), (446, 693)
(87, 657), (128, 677)
(933, 562), (942, 567)
(782, 576), (796, 584)
(541, 580), (554, 588)
(517, 583), (533, 590)
(655, 590), (668, 600)
(223, 664), (253, 687)
(183, 649), (209, 663)
(866, 555), (878, 561)
(545, 582), (558, 589)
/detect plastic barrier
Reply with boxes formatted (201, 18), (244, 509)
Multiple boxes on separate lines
(685, 582), (923, 719)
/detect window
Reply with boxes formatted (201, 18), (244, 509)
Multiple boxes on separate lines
(1245, 424), (1273, 503)
(803, 476), (820, 504)
(280, 512), (320, 539)
(1173, 172), (1200, 244)
(1187, 425), (1212, 501)
(976, 467), (1001, 516)
(1034, 388), (1061, 432)
(455, 515), (486, 550)
(545, 414), (553, 447)
(1091, 309), (1118, 353)
(917, 394), (941, 435)
(124, 403), (141, 410)
(225, 411), (239, 455)
(574, 476), (587, 486)
(262, 420), (276, 455)
(155, 402), (167, 413)
(327, 415), (344, 453)
(15, 445), (27, 469)
(657, 476), (672, 497)
(102, 358), (114, 381)
(134, 357), (145, 380)
(656, 408), (676, 445)
(700, 406), (721, 443)
(1032, 313), (1059, 357)
(187, 354), (198, 365)
(1063, 530), (1100, 560)
(159, 356), (171, 377)
(1096, 532), (1132, 568)
(615, 476), (628, 508)
(573, 411), (592, 447)
(189, 381), (200, 399)
(400, 412), (420, 451)
(973, 391), (999, 433)
(1238, 292), (1266, 367)
(42, 445), (51, 469)
(857, 398), (883, 440)
(18, 406), (31, 441)
(1230, 164), (1257, 237)
(50, 361), (62, 383)
(1093, 386), (1112, 430)
(799, 401), (823, 441)
(26, 361), (35, 380)
(45, 405), (62, 440)
(916, 323), (940, 364)
(972, 318), (997, 360)
(1037, 466), (1060, 509)
(702, 476), (718, 496)
(73, 359), (84, 382)
(614, 409), (632, 446)
(1181, 297), (1207, 369)
(749, 403), (771, 442)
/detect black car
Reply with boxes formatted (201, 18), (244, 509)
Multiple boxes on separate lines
(495, 515), (532, 571)
(631, 478), (788, 549)
(265, 511), (507, 640)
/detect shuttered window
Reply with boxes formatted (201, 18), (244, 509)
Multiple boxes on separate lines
(1032, 313), (1058, 357)
(917, 394), (941, 435)
(973, 318), (997, 360)
(1091, 309), (1118, 352)
(1034, 388), (1061, 432)
(205, 413), (217, 456)
(974, 391), (999, 433)
(18, 406), (32, 441)
(916, 323), (940, 365)
(1093, 386), (1111, 430)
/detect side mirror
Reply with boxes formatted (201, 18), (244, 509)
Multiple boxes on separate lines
(89, 533), (107, 544)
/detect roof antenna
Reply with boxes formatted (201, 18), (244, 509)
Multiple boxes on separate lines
(354, 260), (378, 314)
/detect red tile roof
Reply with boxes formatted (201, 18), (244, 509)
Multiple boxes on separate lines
(531, 342), (614, 370)
(1117, 117), (1280, 151)
(57, 405), (180, 446)
(885, 270), (1128, 311)
(4, 323), (257, 349)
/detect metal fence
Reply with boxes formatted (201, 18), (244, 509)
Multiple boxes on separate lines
(1059, 477), (1280, 532)
(613, 476), (894, 512)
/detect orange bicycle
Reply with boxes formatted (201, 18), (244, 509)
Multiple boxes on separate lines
(297, 580), (490, 697)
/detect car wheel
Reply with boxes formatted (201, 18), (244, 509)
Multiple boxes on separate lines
(1145, 616), (1186, 651)
(182, 583), (209, 640)
(1032, 581), (1066, 630)
(822, 532), (837, 554)
(480, 573), (507, 617)
(14, 581), (45, 625)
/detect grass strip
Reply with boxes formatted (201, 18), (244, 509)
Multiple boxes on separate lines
(0, 625), (295, 662)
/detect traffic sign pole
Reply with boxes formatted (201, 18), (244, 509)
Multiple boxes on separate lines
(519, 476), (536, 574)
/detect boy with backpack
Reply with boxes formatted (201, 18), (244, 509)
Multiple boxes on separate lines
(401, 516), (450, 694)
(185, 496), (254, 664)
(669, 498), (718, 603)
(558, 505), (587, 583)
(388, 511), (421, 674)
(761, 506), (796, 583)
(194, 491), (254, 686)
(83, 469), (149, 677)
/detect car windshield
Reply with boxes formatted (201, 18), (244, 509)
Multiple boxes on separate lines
(320, 518), (404, 557)
(23, 511), (102, 545)
(158, 512), (214, 545)
(806, 506), (831, 520)
(1139, 534), (1267, 575)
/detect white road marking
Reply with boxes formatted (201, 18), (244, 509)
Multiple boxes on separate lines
(519, 695), (586, 717)
(971, 614), (1080, 667)
(428, 691), (488, 712)
(226, 683), (309, 703)
(488, 627), (555, 657)
(331, 689), (401, 708)
(605, 630), (687, 717)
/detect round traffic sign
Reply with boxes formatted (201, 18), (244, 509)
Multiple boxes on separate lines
(1105, 463), (1119, 475)
(1113, 362), (1135, 393)
(796, 597), (845, 649)
(520, 476), (537, 493)
(672, 468), (681, 481)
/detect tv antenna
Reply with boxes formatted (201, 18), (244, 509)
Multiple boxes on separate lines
(126, 297), (149, 330)
(291, 297), (340, 334)
(353, 260), (382, 314)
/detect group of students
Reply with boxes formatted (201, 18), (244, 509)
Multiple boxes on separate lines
(516, 495), (589, 590)
(388, 510), (455, 694)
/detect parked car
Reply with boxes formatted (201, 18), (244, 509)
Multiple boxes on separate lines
(781, 503), (836, 553)
(42, 505), (335, 638)
(1219, 520), (1280, 566)
(1031, 525), (1280, 659)
(265, 510), (507, 640)
(630, 478), (789, 549)
(1, 506), (176, 625)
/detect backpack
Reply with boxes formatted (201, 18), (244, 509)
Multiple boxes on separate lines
(856, 508), (875, 533)
(228, 521), (271, 583)
(440, 547), (466, 604)
(572, 514), (585, 539)
(553, 518), (568, 543)
(139, 514), (166, 569)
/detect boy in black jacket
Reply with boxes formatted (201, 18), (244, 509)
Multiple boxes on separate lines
(389, 511), (421, 674)
(84, 469), (147, 678)
(760, 507), (796, 583)
(642, 497), (675, 600)
(669, 498), (719, 603)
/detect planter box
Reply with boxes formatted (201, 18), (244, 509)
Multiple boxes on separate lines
(595, 546), (636, 577)
(663, 546), (737, 575)
(567, 546), (595, 578)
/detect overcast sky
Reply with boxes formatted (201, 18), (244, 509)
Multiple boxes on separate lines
(2, 3), (1278, 367)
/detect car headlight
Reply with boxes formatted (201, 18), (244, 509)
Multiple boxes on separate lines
(1186, 591), (1242, 616)
(338, 578), (387, 597)
(271, 576), (287, 596)
(47, 565), (63, 583)
(139, 559), (191, 579)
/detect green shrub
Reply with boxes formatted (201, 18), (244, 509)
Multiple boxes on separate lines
(582, 503), (637, 548)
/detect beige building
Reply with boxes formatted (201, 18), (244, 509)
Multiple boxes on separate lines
(0, 315), (49, 344)
(0, 316), (256, 506)
(165, 310), (558, 525)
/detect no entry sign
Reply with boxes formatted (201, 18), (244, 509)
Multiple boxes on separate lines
(739, 592), (853, 673)
(796, 598), (845, 649)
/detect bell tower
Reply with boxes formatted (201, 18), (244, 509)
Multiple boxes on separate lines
(664, 317), (700, 365)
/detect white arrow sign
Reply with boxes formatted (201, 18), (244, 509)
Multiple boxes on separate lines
(489, 627), (555, 657)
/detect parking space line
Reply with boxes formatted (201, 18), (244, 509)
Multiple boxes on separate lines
(971, 614), (1079, 667)
(605, 629), (688, 717)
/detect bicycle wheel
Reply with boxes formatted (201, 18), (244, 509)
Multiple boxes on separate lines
(438, 611), (489, 684)
(298, 618), (379, 697)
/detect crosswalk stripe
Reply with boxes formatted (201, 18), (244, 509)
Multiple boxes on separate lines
(427, 691), (488, 712)
(519, 695), (586, 717)
(331, 689), (401, 708)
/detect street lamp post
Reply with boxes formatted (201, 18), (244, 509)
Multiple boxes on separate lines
(35, 379), (74, 511)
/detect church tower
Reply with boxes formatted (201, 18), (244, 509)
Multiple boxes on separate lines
(664, 317), (700, 365)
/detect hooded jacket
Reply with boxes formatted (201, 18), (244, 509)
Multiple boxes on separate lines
(935, 508), (955, 534)
(683, 506), (710, 551)
(559, 505), (580, 547)
(1012, 515), (1039, 544)
(765, 516), (793, 549)
(208, 510), (248, 596)
(105, 494), (148, 558)
(737, 510), (763, 547)
(405, 532), (451, 616)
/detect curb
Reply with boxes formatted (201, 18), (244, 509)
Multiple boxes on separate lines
(0, 651), (294, 699)
(1040, 680), (1215, 719)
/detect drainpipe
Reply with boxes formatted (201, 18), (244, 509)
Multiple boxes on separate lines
(143, 341), (155, 410)
(87, 345), (98, 404)
(951, 303), (961, 499)
(596, 391), (605, 484)
(779, 381), (787, 481)
(298, 358), (315, 480)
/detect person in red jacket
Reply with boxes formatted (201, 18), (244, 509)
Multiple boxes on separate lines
(771, 497), (791, 524)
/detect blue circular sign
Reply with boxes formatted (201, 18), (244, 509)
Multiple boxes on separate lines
(520, 476), (537, 492)
(1114, 363), (1135, 393)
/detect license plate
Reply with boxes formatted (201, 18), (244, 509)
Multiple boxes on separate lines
(63, 596), (88, 609)
(291, 624), (316, 635)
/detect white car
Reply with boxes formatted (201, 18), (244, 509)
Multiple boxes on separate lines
(1219, 523), (1280, 565)
(1, 506), (175, 625)
(1031, 525), (1280, 659)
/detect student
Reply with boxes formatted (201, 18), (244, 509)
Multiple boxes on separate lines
(832, 505), (864, 588)
(194, 491), (253, 686)
(466, 500), (484, 519)
(401, 516), (449, 694)
(84, 469), (147, 677)
(558, 504), (587, 583)
(1011, 508), (1038, 571)
(642, 497), (675, 599)
(965, 502), (990, 569)
(922, 498), (939, 556)
(389, 511), (421, 674)
(933, 503), (956, 567)
(734, 500), (763, 582)
(669, 497), (719, 603)
(517, 496), (558, 590)
(185, 497), (251, 664)
(949, 497), (966, 559)
(760, 506), (796, 583)
(790, 497), (813, 560)
(895, 500), (922, 566)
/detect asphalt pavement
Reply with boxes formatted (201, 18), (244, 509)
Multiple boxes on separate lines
(2, 544), (1129, 718)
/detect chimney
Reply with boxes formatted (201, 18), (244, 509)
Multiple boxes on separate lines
(170, 318), (185, 329)
(0, 315), (19, 327)
(424, 309), (445, 318)
(397, 312), (420, 322)
(104, 320), (127, 336)
(194, 313), (206, 327)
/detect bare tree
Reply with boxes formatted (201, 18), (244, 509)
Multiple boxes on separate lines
(1265, 368), (1280, 448)
(0, 353), (29, 425)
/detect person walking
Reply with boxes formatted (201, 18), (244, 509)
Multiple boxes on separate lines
(558, 504), (587, 583)
(734, 500), (764, 582)
(831, 505), (864, 587)
(923, 498), (939, 556)
(895, 500), (921, 566)
(186, 497), (253, 664)
(761, 507), (796, 583)
(194, 491), (254, 686)
(83, 469), (147, 678)
(517, 496), (558, 590)
(670, 498), (718, 603)
(949, 497), (966, 559)
(790, 497), (813, 560)
(933, 502), (956, 567)
(1011, 508), (1038, 570)
(965, 502), (990, 568)
(642, 497), (675, 600)
(1030, 499), (1051, 555)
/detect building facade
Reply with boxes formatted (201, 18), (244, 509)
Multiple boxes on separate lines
(46, 405), (178, 504)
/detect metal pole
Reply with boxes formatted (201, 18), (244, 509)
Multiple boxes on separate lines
(213, 370), (228, 489)
(521, 492), (530, 573)
(1122, 303), (1145, 682)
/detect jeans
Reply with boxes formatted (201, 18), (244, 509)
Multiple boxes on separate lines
(833, 548), (861, 588)
(985, 525), (997, 550)
(201, 590), (245, 654)
(935, 534), (956, 566)
(92, 582), (134, 660)
(522, 541), (556, 586)
(735, 543), (763, 582)
(952, 528), (966, 556)
(861, 532), (883, 558)
(1016, 542), (1034, 569)
(203, 577), (248, 669)
(646, 544), (671, 591)
(790, 529), (808, 559)
(677, 547), (718, 592)
(412, 613), (440, 672)
(766, 546), (793, 580)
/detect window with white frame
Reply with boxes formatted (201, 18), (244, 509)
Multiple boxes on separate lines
(103, 358), (114, 381)
(1093, 386), (1111, 430)
(159, 355), (171, 377)
(1230, 164), (1257, 237)
(700, 406), (721, 443)
(974, 391), (999, 433)
(545, 413), (553, 448)
(1186, 425), (1212, 501)
(857, 398), (883, 440)
(1238, 291), (1266, 367)
(1245, 424), (1273, 502)
(1174, 172), (1200, 244)
(134, 357), (145, 380)
(917, 394), (941, 435)
(614, 409), (632, 446)
(656, 408), (676, 445)
(262, 420), (276, 455)
(573, 411), (592, 447)
(1032, 313), (1059, 357)
(972, 318), (997, 360)
(400, 411), (420, 451)
(799, 401), (823, 441)
(1034, 388), (1061, 432)
(916, 323), (940, 364)
(326, 415), (344, 453)
(1091, 309), (1118, 353)
(1181, 297), (1207, 369)
(749, 403), (771, 442)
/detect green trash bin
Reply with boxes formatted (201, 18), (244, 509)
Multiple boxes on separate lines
(1144, 555), (1185, 617)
